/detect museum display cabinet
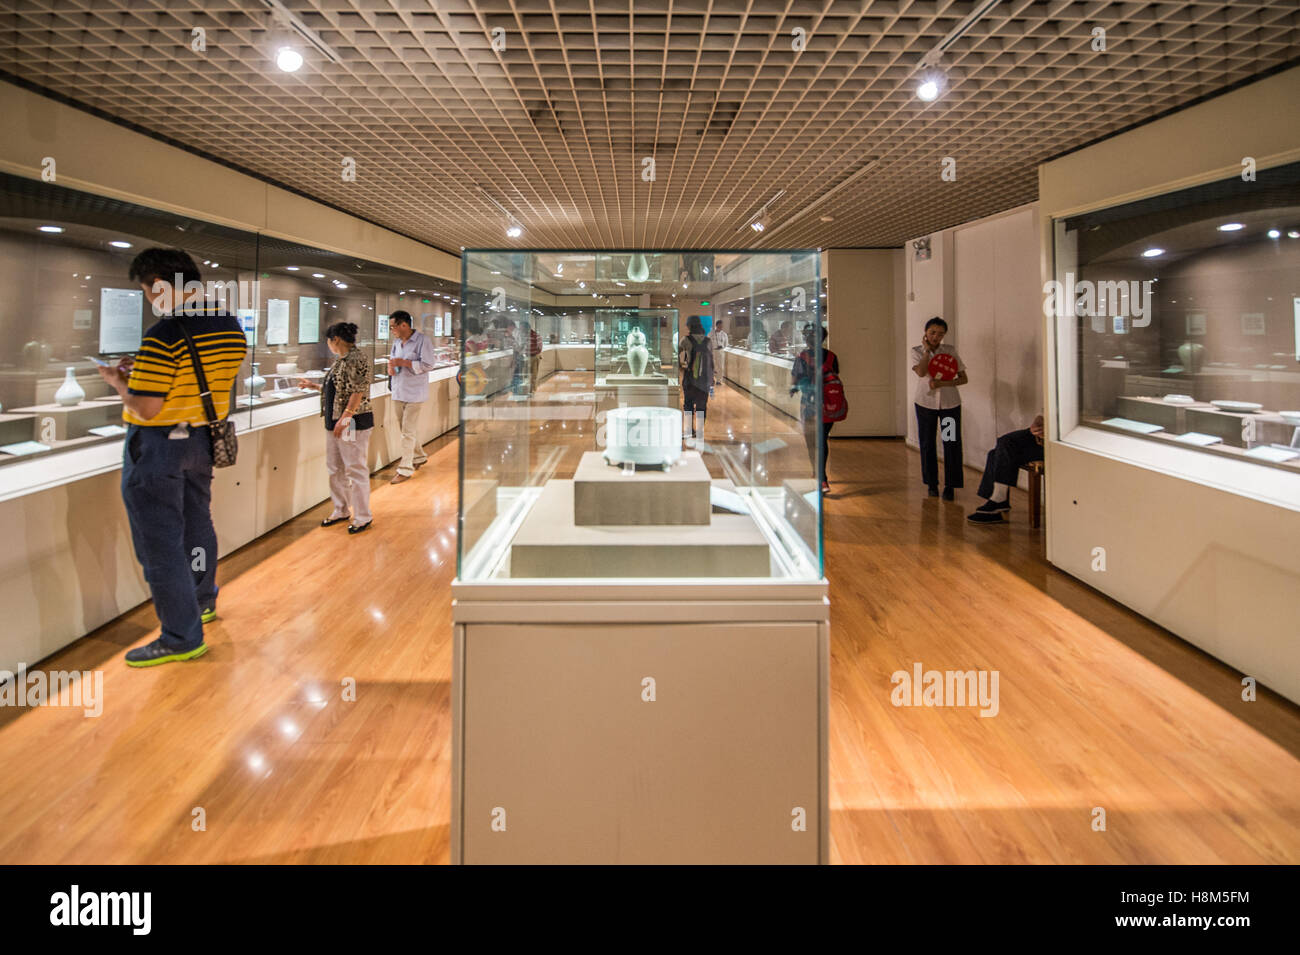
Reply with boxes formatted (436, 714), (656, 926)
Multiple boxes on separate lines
(715, 276), (829, 421)
(451, 250), (829, 864)
(1052, 160), (1300, 475)
(0, 171), (459, 499)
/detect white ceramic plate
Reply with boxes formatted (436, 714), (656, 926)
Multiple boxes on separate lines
(1279, 411), (1300, 426)
(1244, 446), (1300, 464)
(300, 369), (326, 379)
(1162, 394), (1195, 404)
(1211, 400), (1263, 412)
(1102, 417), (1164, 434)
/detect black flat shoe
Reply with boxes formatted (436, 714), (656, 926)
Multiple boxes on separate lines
(348, 521), (373, 535)
(321, 516), (348, 527)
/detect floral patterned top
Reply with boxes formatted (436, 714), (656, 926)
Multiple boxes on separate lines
(322, 346), (373, 423)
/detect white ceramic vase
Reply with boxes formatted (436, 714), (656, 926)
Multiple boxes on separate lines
(54, 367), (85, 407)
(626, 329), (648, 377)
(244, 363), (266, 396)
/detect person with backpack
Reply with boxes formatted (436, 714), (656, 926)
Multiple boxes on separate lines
(678, 315), (714, 446)
(791, 324), (845, 494)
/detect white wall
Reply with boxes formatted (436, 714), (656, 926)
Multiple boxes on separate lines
(904, 205), (1042, 477)
(1040, 64), (1300, 704)
(825, 249), (904, 435)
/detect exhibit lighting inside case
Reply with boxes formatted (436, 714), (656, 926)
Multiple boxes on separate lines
(458, 249), (824, 582)
(1053, 161), (1300, 474)
(0, 171), (458, 493)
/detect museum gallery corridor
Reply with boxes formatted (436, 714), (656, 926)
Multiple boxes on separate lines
(1, 378), (1297, 865)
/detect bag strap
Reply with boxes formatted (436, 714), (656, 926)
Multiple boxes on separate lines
(175, 319), (221, 426)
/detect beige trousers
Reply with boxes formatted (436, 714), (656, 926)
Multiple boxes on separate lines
(394, 400), (427, 477)
(325, 427), (372, 525)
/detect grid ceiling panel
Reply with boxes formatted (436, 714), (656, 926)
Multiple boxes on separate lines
(1, 0), (1297, 252)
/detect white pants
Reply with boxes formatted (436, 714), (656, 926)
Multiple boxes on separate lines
(325, 427), (372, 525)
(394, 400), (427, 477)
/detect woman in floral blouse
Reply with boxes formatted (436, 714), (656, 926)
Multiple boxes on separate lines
(300, 321), (375, 534)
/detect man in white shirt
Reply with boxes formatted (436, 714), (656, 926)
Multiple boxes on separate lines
(910, 316), (969, 500)
(387, 311), (436, 484)
(709, 319), (730, 386)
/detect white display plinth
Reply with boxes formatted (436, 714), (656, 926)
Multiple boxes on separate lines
(451, 578), (830, 864)
(573, 450), (710, 526)
(510, 479), (769, 577)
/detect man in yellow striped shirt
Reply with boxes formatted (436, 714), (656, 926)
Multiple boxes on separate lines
(96, 249), (247, 667)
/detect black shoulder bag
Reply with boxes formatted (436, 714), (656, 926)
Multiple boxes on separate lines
(176, 321), (239, 468)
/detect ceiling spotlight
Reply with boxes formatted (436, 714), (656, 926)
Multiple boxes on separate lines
(109, 240), (132, 248)
(506, 223), (523, 239)
(312, 272), (324, 278)
(38, 225), (64, 233)
(1268, 229), (1281, 239)
(1289, 230), (1300, 239)
(1141, 248), (1164, 258)
(1217, 222), (1244, 232)
(917, 79), (940, 101)
(579, 281), (586, 288)
(211, 263), (219, 269)
(276, 46), (304, 72)
(750, 220), (766, 233)
(336, 283), (347, 289)
(286, 266), (299, 271)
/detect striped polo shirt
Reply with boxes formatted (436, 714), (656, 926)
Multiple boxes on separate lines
(125, 304), (247, 427)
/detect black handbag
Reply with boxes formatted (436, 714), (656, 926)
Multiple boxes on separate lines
(176, 320), (238, 468)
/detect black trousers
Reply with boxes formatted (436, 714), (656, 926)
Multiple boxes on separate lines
(915, 404), (964, 489)
(803, 417), (834, 483)
(976, 428), (1044, 499)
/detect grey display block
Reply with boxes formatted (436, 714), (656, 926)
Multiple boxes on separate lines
(510, 478), (770, 577)
(574, 450), (710, 526)
(10, 402), (121, 441)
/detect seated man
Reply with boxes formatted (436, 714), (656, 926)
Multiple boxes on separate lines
(967, 415), (1044, 525)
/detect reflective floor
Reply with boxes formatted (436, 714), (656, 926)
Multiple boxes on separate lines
(2, 377), (1298, 863)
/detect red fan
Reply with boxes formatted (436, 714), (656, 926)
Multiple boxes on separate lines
(927, 352), (959, 381)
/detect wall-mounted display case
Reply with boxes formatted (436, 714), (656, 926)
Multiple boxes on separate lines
(0, 171), (457, 497)
(458, 249), (824, 581)
(1052, 160), (1300, 475)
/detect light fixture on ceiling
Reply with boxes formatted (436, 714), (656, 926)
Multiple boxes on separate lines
(916, 76), (941, 101)
(579, 281), (586, 288)
(479, 186), (524, 241)
(740, 190), (784, 235)
(211, 263), (219, 269)
(109, 240), (132, 248)
(38, 225), (63, 233)
(276, 47), (303, 72)
(913, 0), (1001, 98)
(1141, 248), (1164, 258)
(1217, 222), (1244, 232)
(312, 272), (324, 278)
(286, 266), (299, 271)
(1268, 229), (1281, 239)
(1289, 230), (1300, 239)
(506, 223), (523, 239)
(259, 0), (340, 70)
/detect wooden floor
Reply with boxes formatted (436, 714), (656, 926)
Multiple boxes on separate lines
(2, 377), (1299, 864)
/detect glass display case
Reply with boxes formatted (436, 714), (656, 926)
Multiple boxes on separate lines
(1052, 160), (1300, 473)
(594, 307), (677, 386)
(458, 249), (824, 582)
(0, 170), (456, 492)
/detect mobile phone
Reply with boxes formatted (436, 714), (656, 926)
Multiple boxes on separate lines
(88, 356), (113, 367)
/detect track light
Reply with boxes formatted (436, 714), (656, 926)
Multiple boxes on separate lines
(750, 218), (766, 233)
(917, 78), (940, 101)
(506, 223), (523, 239)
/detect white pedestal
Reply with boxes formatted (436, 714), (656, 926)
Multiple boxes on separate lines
(573, 450), (710, 526)
(451, 579), (830, 864)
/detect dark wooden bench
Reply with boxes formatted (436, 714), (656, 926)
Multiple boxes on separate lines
(1025, 460), (1045, 529)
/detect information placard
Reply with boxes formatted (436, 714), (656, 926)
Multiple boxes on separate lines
(378, 313), (389, 341)
(99, 287), (144, 353)
(238, 309), (257, 346)
(298, 296), (321, 344)
(267, 298), (291, 346)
